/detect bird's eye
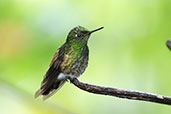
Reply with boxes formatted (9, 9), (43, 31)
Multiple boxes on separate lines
(75, 34), (81, 37)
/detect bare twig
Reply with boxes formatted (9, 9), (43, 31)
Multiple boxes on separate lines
(68, 77), (171, 105)
(166, 39), (171, 51)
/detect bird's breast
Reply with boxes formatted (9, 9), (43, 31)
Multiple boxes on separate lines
(60, 51), (88, 77)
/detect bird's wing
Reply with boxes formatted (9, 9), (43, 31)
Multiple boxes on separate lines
(42, 80), (66, 100)
(35, 44), (66, 99)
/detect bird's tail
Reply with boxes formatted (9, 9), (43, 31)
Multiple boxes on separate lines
(35, 80), (66, 101)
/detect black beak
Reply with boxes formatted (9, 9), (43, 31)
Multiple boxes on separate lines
(89, 26), (104, 34)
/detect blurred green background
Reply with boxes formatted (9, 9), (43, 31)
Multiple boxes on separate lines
(0, 0), (171, 114)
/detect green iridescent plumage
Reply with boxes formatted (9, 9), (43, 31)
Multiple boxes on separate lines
(35, 26), (104, 100)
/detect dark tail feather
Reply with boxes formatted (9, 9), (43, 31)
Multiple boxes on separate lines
(34, 81), (66, 100)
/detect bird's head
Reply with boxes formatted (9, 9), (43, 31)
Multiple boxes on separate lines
(66, 26), (103, 48)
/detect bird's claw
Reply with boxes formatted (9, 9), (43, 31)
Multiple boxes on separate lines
(66, 76), (77, 83)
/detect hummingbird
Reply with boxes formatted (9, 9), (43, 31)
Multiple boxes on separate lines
(35, 26), (104, 100)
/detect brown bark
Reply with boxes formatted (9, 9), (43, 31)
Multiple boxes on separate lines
(69, 77), (171, 105)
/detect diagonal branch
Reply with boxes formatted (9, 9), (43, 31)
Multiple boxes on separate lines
(68, 77), (171, 105)
(166, 39), (171, 51)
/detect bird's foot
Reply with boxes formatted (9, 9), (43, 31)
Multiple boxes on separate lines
(66, 75), (77, 83)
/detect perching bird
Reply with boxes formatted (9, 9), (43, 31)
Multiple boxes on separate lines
(35, 26), (104, 100)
